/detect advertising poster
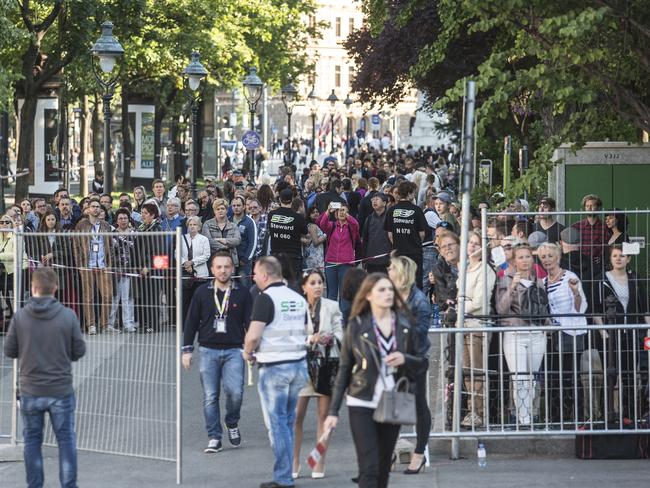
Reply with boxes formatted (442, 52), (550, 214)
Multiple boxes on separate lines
(141, 112), (154, 169)
(44, 108), (59, 182)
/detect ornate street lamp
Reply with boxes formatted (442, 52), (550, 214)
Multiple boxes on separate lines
(307, 87), (319, 159)
(326, 89), (338, 152)
(343, 94), (353, 159)
(281, 77), (298, 165)
(91, 21), (124, 194)
(242, 67), (264, 177)
(182, 51), (208, 199)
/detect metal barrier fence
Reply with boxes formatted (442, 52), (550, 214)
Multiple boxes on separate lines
(407, 208), (650, 457)
(0, 230), (182, 481)
(430, 324), (650, 437)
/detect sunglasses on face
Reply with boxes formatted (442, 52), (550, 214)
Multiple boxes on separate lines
(0, 220), (12, 224)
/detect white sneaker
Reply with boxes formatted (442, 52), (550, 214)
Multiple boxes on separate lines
(461, 412), (483, 428)
(106, 325), (122, 334)
(124, 326), (137, 333)
(88, 325), (97, 335)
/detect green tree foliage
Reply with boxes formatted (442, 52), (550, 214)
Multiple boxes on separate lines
(346, 0), (649, 200)
(2, 0), (318, 200)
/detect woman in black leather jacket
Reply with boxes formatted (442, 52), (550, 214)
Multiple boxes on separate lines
(324, 273), (426, 488)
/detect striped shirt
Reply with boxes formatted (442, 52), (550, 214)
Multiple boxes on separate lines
(544, 270), (588, 335)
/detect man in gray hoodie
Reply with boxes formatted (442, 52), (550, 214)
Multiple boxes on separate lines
(4, 267), (86, 488)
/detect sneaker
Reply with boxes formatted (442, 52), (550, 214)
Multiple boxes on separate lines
(204, 439), (222, 453)
(106, 325), (122, 334)
(88, 325), (97, 335)
(461, 412), (483, 428)
(227, 425), (241, 447)
(124, 326), (137, 333)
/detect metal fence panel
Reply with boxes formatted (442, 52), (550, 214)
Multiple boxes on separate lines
(1, 230), (181, 463)
(426, 209), (650, 439)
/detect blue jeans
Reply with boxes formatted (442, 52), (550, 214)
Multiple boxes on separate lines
(325, 263), (352, 300)
(237, 261), (252, 290)
(20, 394), (77, 488)
(422, 246), (439, 296)
(258, 360), (308, 486)
(198, 347), (245, 440)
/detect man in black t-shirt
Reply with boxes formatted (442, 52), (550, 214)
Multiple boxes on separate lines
(384, 181), (427, 287)
(266, 188), (308, 279)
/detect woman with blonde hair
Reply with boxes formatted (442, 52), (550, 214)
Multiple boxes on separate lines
(201, 198), (241, 264)
(496, 244), (550, 426)
(387, 254), (431, 474)
(538, 241), (589, 422)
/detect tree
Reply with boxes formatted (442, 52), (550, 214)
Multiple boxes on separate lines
(346, 0), (649, 199)
(6, 0), (100, 201)
(3, 0), (319, 199)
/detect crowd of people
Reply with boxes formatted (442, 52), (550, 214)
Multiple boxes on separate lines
(1, 143), (649, 488)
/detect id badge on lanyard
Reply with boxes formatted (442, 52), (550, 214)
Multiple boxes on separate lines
(92, 224), (100, 253)
(213, 287), (231, 334)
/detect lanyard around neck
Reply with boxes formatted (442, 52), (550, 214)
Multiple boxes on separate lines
(214, 286), (231, 318)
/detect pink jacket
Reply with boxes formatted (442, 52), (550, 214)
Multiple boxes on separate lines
(317, 212), (360, 264)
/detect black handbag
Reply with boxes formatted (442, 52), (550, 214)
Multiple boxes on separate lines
(314, 342), (340, 396)
(181, 235), (196, 289)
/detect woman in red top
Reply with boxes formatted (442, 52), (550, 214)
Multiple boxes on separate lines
(318, 202), (361, 300)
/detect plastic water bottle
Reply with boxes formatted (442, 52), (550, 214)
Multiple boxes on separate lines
(477, 442), (487, 468)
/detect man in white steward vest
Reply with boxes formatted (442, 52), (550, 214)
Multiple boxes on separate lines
(244, 256), (309, 488)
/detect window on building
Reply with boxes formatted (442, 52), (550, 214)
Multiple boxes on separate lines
(349, 18), (355, 35)
(335, 66), (341, 88)
(335, 17), (341, 37)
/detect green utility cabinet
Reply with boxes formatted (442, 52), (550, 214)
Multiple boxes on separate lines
(549, 142), (650, 275)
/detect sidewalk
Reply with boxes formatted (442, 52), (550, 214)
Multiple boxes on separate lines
(1, 362), (648, 487)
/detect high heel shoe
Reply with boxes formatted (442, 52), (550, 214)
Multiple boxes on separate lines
(292, 465), (301, 479)
(403, 457), (426, 475)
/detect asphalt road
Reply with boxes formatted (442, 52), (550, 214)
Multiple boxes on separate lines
(2, 333), (649, 488)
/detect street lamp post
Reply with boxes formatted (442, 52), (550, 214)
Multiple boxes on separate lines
(242, 67), (263, 178)
(307, 87), (319, 160)
(327, 89), (338, 153)
(91, 21), (124, 195)
(182, 51), (208, 199)
(343, 94), (353, 160)
(281, 78), (298, 166)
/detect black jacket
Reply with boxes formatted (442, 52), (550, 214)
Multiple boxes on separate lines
(431, 257), (458, 326)
(357, 190), (378, 230)
(314, 190), (346, 214)
(343, 191), (361, 219)
(328, 311), (426, 416)
(596, 270), (648, 324)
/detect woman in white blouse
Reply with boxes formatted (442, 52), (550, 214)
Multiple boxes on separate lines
(292, 269), (343, 480)
(179, 216), (211, 320)
(538, 242), (589, 423)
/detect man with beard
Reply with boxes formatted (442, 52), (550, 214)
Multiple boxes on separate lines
(182, 251), (252, 453)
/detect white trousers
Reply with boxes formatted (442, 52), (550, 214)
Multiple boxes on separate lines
(503, 331), (546, 425)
